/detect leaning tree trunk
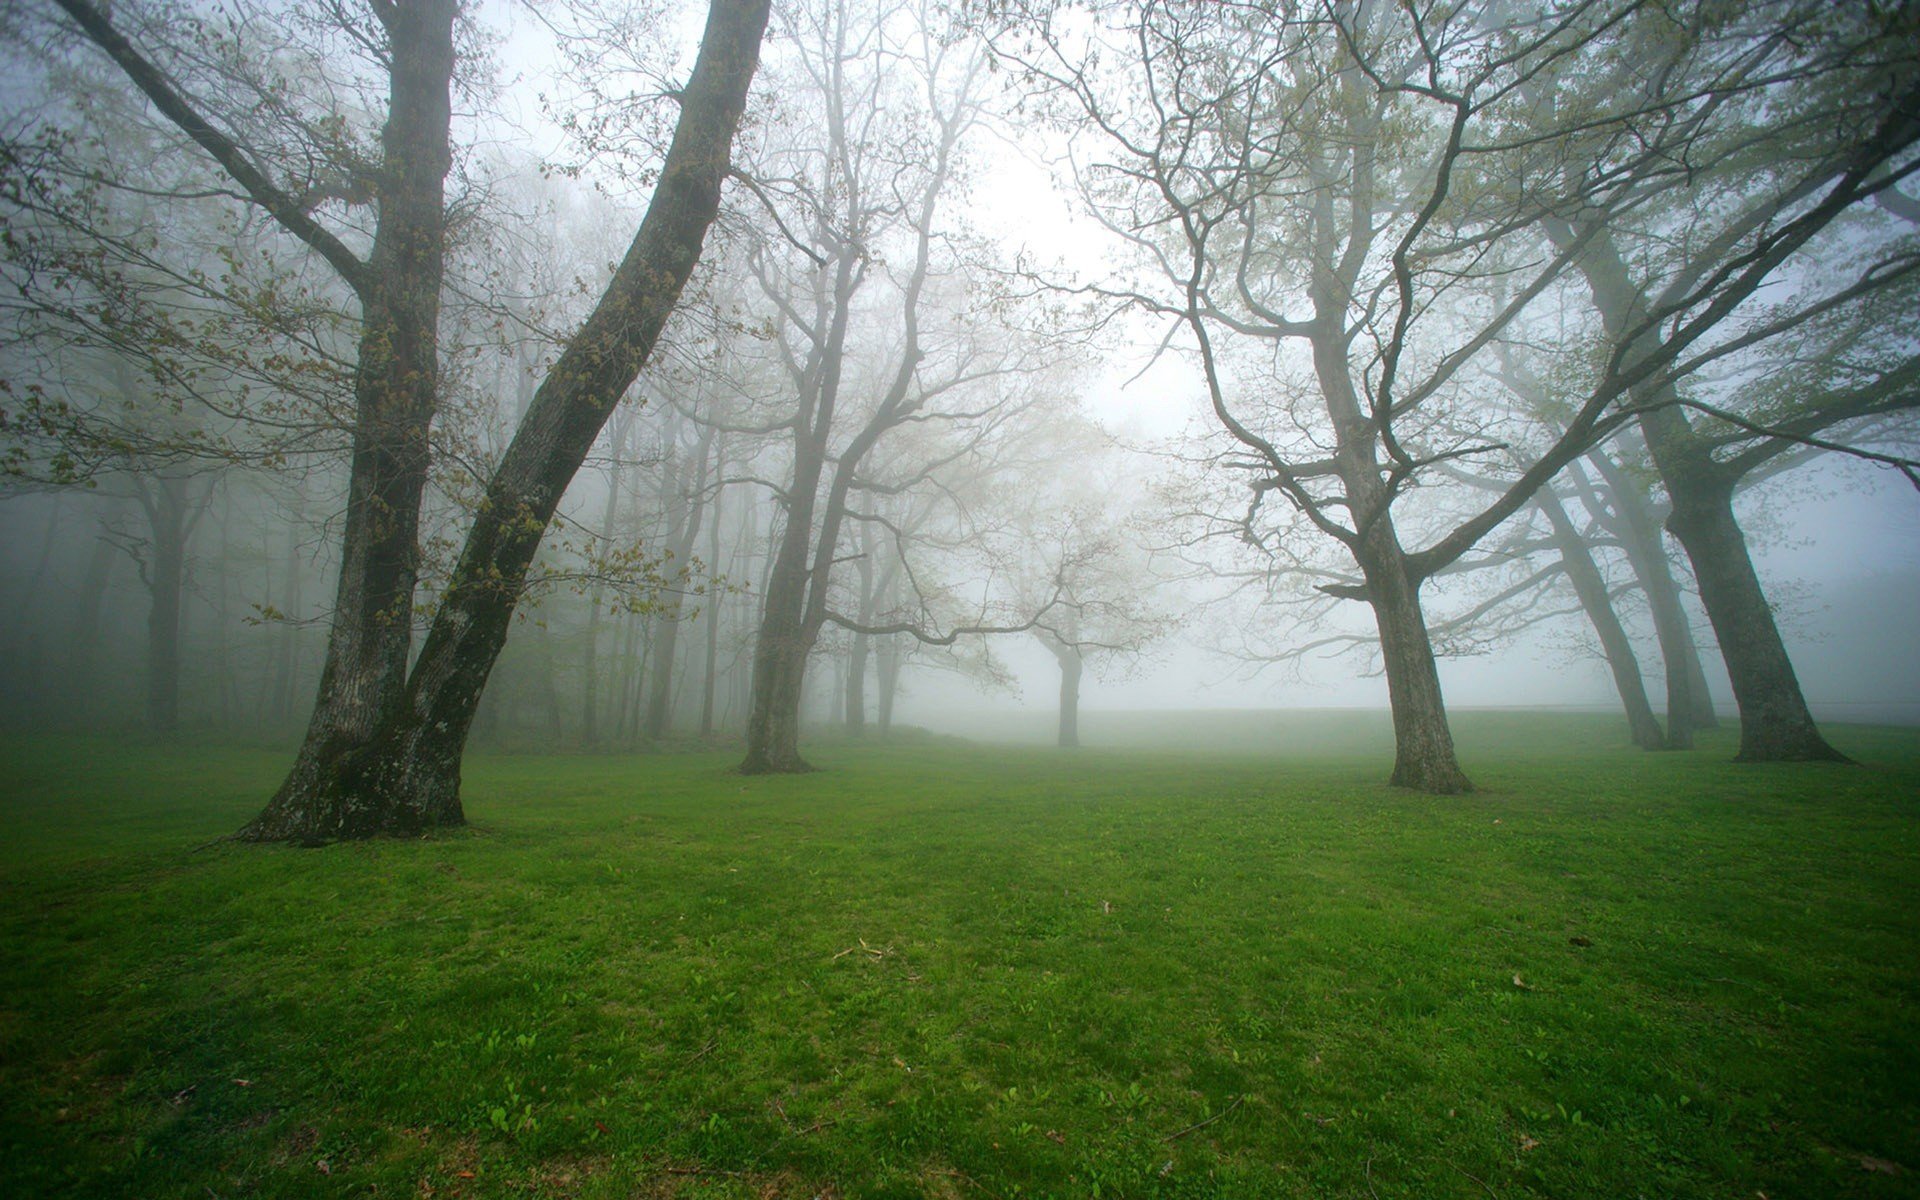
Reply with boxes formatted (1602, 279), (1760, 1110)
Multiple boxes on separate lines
(1657, 451), (1847, 763)
(1535, 488), (1666, 749)
(238, 0), (770, 840)
(1580, 446), (1717, 745)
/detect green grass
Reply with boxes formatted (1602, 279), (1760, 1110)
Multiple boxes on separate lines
(1, 713), (1917, 1199)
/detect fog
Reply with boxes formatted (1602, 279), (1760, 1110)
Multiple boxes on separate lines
(1, 0), (1916, 822)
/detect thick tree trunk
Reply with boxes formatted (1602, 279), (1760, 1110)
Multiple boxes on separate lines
(1535, 488), (1666, 749)
(243, 0), (458, 835)
(1565, 231), (1838, 765)
(740, 634), (813, 772)
(1356, 529), (1473, 793)
(1310, 320), (1472, 794)
(239, 0), (769, 840)
(1056, 646), (1083, 748)
(1658, 457), (1847, 763)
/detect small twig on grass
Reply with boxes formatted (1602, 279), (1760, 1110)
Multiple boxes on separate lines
(933, 1166), (1001, 1199)
(830, 938), (891, 961)
(1162, 1093), (1245, 1141)
(685, 1040), (716, 1065)
(1445, 1159), (1502, 1199)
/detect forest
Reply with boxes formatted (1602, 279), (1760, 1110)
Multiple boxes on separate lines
(0, 0), (1916, 1197)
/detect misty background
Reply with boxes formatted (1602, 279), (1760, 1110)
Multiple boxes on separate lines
(1, 0), (1915, 767)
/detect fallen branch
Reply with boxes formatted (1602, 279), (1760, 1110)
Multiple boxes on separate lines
(1163, 1093), (1245, 1141)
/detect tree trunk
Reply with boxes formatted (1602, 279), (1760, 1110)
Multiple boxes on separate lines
(643, 427), (715, 740)
(876, 639), (901, 736)
(1578, 447), (1716, 746)
(135, 473), (212, 735)
(1563, 230), (1839, 765)
(740, 246), (859, 774)
(1657, 452), (1847, 762)
(1356, 529), (1473, 793)
(699, 469), (726, 738)
(243, 0), (459, 833)
(67, 504), (118, 700)
(143, 481), (187, 734)
(238, 0), (769, 840)
(741, 633), (813, 772)
(1056, 646), (1083, 748)
(580, 418), (629, 748)
(1535, 488), (1666, 749)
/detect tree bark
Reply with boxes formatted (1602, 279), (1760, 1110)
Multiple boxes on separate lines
(1654, 433), (1847, 762)
(1568, 231), (1844, 765)
(238, 0), (770, 840)
(239, 0), (459, 835)
(1055, 645), (1083, 748)
(1361, 540), (1473, 793)
(1534, 487), (1666, 749)
(1578, 446), (1716, 746)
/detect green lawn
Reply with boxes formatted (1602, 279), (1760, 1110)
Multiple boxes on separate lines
(1, 714), (1917, 1198)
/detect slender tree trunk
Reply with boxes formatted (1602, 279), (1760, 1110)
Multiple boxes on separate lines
(143, 480), (186, 734)
(699, 471), (726, 738)
(580, 419), (629, 749)
(68, 504), (118, 700)
(1535, 488), (1666, 749)
(644, 428), (715, 740)
(136, 473), (212, 735)
(844, 538), (875, 734)
(876, 639), (901, 737)
(238, 0), (770, 840)
(1579, 447), (1716, 745)
(740, 248), (858, 774)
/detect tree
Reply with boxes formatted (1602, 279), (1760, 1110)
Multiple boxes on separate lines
(1004, 0), (1920, 791)
(238, 0), (771, 838)
(727, 0), (1057, 773)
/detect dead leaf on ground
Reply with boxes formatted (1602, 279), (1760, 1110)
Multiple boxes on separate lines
(1859, 1155), (1904, 1176)
(1518, 1134), (1540, 1153)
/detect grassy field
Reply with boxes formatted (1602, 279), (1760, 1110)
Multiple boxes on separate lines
(1, 713), (1916, 1199)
